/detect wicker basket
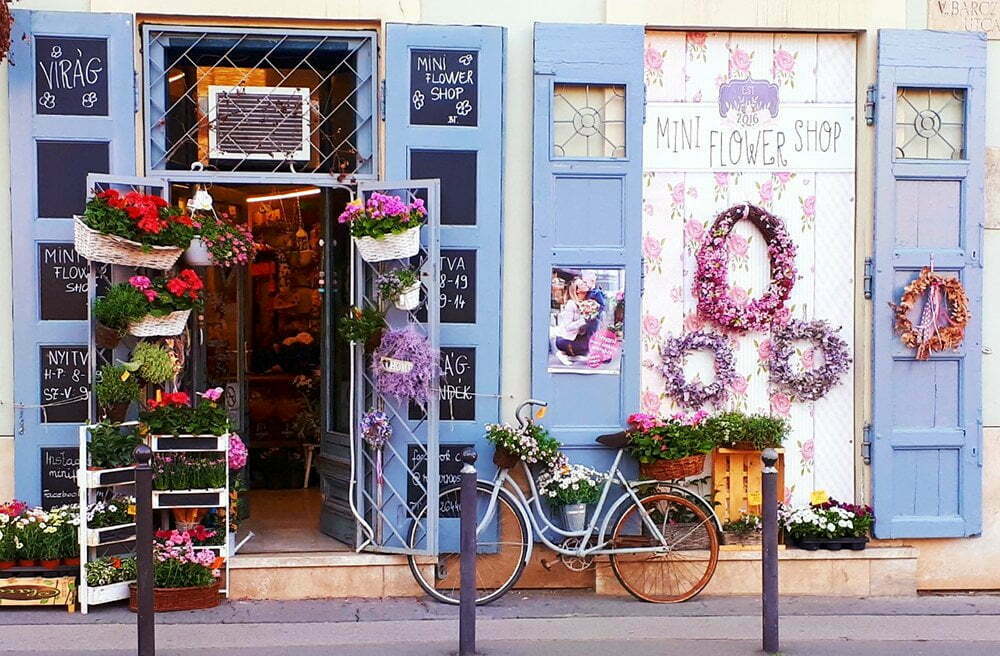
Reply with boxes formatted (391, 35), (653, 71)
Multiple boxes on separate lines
(128, 310), (191, 337)
(74, 217), (184, 270)
(354, 226), (420, 263)
(639, 454), (707, 480)
(395, 282), (422, 311)
(492, 446), (519, 470)
(128, 580), (220, 613)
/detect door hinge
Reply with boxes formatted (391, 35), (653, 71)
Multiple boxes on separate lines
(642, 82), (647, 125)
(863, 257), (874, 299)
(134, 70), (140, 115)
(865, 84), (876, 126)
(379, 79), (386, 121)
(861, 424), (872, 465)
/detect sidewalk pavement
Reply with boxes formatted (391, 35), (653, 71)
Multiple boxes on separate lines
(3, 591), (1000, 655)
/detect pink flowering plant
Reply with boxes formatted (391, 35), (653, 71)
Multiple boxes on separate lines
(228, 434), (248, 471)
(153, 530), (223, 588)
(653, 331), (737, 409)
(192, 212), (257, 267)
(337, 192), (426, 239)
(694, 204), (797, 333)
(766, 320), (851, 401)
(624, 411), (716, 464)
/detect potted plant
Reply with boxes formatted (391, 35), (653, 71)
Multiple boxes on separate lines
(140, 389), (229, 438)
(484, 422), (564, 470)
(536, 463), (605, 531)
(86, 554), (137, 596)
(75, 189), (195, 269)
(338, 306), (386, 351)
(56, 506), (81, 566)
(780, 499), (874, 551)
(0, 503), (24, 569)
(123, 342), (177, 386)
(186, 197), (257, 268)
(625, 411), (715, 480)
(337, 192), (426, 262)
(703, 411), (789, 452)
(126, 271), (204, 337)
(152, 454), (227, 492)
(39, 513), (64, 569)
(86, 497), (136, 546)
(722, 511), (763, 547)
(376, 268), (422, 311)
(12, 507), (45, 566)
(128, 531), (224, 612)
(96, 364), (141, 423)
(92, 284), (148, 349)
(89, 422), (143, 470)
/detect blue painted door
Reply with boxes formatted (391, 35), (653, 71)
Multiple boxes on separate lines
(871, 30), (985, 538)
(385, 24), (505, 470)
(531, 24), (643, 468)
(9, 10), (136, 506)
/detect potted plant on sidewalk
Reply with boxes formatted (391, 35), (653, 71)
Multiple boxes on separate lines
(625, 411), (715, 480)
(92, 284), (149, 349)
(780, 498), (874, 551)
(95, 364), (141, 423)
(536, 463), (605, 531)
(337, 192), (427, 263)
(129, 531), (224, 612)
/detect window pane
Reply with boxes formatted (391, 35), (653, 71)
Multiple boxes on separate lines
(552, 84), (626, 158)
(895, 87), (965, 160)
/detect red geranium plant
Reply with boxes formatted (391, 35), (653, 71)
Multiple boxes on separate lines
(128, 270), (204, 316)
(82, 189), (195, 248)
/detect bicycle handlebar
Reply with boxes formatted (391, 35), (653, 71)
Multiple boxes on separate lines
(515, 399), (548, 429)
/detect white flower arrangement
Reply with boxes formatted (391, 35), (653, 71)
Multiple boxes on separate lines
(779, 503), (872, 540)
(536, 463), (606, 507)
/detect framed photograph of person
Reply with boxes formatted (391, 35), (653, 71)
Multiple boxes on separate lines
(547, 267), (625, 374)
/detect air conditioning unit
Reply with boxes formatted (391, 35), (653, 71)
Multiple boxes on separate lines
(208, 86), (311, 161)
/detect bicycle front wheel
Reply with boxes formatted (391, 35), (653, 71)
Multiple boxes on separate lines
(407, 482), (529, 605)
(609, 493), (719, 603)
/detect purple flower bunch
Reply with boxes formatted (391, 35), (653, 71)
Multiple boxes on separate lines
(360, 410), (392, 449)
(694, 204), (797, 333)
(371, 328), (438, 402)
(337, 192), (427, 239)
(767, 320), (850, 401)
(228, 433), (248, 471)
(656, 331), (737, 409)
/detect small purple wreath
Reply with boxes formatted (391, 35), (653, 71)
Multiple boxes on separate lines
(767, 319), (851, 401)
(656, 330), (737, 409)
(694, 203), (797, 333)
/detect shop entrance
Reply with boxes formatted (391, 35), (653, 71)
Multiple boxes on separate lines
(169, 180), (354, 553)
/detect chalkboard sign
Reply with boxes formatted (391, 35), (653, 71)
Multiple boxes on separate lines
(41, 447), (79, 510)
(410, 49), (478, 127)
(411, 347), (476, 421)
(36, 140), (109, 219)
(39, 346), (90, 423)
(406, 443), (473, 516)
(417, 249), (477, 324)
(35, 36), (109, 116)
(410, 149), (477, 226)
(38, 243), (89, 320)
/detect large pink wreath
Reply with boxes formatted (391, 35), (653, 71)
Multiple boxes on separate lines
(694, 203), (797, 333)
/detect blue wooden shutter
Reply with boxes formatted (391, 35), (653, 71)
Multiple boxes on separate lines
(10, 10), (136, 505)
(871, 30), (985, 538)
(385, 24), (504, 464)
(531, 24), (643, 459)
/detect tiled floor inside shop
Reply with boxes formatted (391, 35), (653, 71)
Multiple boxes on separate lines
(236, 488), (349, 554)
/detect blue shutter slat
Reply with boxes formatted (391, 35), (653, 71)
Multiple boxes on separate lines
(871, 29), (985, 538)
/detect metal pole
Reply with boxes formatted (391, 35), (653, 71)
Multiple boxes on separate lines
(134, 444), (155, 656)
(459, 447), (478, 656)
(761, 447), (779, 654)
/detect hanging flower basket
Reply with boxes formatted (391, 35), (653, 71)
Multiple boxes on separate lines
(183, 237), (215, 266)
(128, 580), (221, 613)
(74, 217), (184, 270)
(395, 282), (422, 311)
(353, 226), (421, 263)
(639, 454), (707, 480)
(128, 310), (191, 337)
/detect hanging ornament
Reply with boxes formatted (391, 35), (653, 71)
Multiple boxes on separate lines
(766, 319), (851, 401)
(891, 267), (970, 360)
(360, 410), (392, 487)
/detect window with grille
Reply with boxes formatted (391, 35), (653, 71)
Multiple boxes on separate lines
(143, 26), (377, 178)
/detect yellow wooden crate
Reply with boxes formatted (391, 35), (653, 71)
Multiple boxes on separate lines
(712, 448), (785, 523)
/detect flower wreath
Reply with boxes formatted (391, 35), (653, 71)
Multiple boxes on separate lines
(695, 203), (797, 333)
(767, 320), (851, 401)
(891, 267), (970, 360)
(654, 330), (736, 409)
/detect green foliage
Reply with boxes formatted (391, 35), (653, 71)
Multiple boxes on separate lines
(140, 401), (229, 436)
(82, 191), (194, 248)
(626, 422), (716, 464)
(85, 555), (136, 586)
(124, 342), (175, 385)
(376, 268), (421, 302)
(152, 454), (227, 491)
(93, 283), (149, 331)
(702, 412), (789, 450)
(154, 556), (215, 589)
(722, 511), (762, 536)
(88, 422), (143, 469)
(337, 306), (386, 343)
(95, 365), (141, 407)
(87, 496), (134, 529)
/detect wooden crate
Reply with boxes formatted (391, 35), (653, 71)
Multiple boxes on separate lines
(712, 448), (784, 523)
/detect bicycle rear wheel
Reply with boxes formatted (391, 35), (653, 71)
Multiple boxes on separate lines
(609, 493), (719, 603)
(407, 482), (529, 605)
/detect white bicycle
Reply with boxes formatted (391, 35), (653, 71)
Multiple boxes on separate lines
(407, 400), (722, 604)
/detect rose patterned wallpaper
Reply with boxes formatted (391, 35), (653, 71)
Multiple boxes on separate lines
(641, 31), (857, 505)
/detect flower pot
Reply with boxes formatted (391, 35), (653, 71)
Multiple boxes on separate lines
(129, 580), (221, 613)
(40, 558), (61, 570)
(789, 535), (868, 551)
(95, 323), (122, 350)
(16, 559), (38, 567)
(128, 309), (191, 337)
(492, 446), (519, 470)
(74, 216), (184, 270)
(561, 503), (588, 532)
(354, 226), (420, 263)
(0, 560), (15, 570)
(394, 282), (422, 311)
(184, 237), (215, 266)
(103, 402), (130, 424)
(62, 556), (80, 567)
(639, 454), (707, 481)
(723, 531), (762, 548)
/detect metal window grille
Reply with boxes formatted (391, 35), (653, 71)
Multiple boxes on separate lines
(143, 26), (377, 180)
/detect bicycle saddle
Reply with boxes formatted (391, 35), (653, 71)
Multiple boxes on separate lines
(596, 430), (630, 448)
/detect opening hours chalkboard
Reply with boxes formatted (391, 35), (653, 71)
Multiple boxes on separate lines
(410, 49), (478, 127)
(417, 249), (477, 324)
(39, 346), (89, 423)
